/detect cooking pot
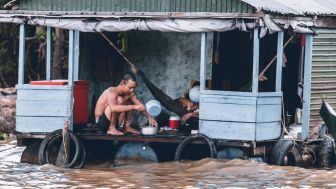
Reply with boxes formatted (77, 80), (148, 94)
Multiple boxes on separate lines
(141, 126), (158, 135)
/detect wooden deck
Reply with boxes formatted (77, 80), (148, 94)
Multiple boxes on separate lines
(15, 126), (264, 148)
(78, 128), (188, 143)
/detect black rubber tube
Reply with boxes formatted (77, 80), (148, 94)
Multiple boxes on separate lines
(45, 130), (81, 168)
(38, 129), (65, 165)
(72, 141), (86, 169)
(38, 129), (81, 168)
(174, 134), (217, 161)
(270, 139), (303, 166)
(317, 135), (335, 168)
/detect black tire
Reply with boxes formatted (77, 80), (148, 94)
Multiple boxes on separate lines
(38, 129), (81, 168)
(38, 129), (65, 165)
(270, 139), (303, 166)
(45, 130), (81, 168)
(174, 134), (217, 161)
(317, 135), (335, 168)
(72, 141), (86, 169)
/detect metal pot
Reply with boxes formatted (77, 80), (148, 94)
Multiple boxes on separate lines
(141, 126), (158, 135)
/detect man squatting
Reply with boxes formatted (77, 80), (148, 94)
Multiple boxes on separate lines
(95, 72), (158, 135)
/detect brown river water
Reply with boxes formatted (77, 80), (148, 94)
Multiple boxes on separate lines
(1, 140), (336, 189)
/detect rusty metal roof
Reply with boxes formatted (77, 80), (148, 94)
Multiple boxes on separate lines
(242, 0), (336, 15)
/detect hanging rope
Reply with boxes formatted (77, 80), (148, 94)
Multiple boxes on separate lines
(99, 32), (139, 73)
(62, 92), (75, 164)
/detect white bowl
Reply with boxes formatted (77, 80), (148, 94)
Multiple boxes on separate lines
(141, 127), (158, 135)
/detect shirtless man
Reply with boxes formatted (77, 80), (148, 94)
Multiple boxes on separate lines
(95, 72), (157, 135)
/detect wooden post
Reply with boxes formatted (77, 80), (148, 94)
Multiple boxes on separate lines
(74, 30), (80, 80)
(68, 30), (75, 130)
(275, 31), (284, 92)
(302, 34), (313, 141)
(252, 28), (259, 94)
(46, 27), (52, 80)
(18, 24), (25, 86)
(200, 32), (207, 91)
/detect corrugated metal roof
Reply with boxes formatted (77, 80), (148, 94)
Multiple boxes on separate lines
(18, 0), (255, 13)
(242, 0), (336, 15)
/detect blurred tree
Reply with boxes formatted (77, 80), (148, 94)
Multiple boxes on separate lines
(0, 0), (69, 86)
(52, 28), (65, 79)
(0, 3), (18, 87)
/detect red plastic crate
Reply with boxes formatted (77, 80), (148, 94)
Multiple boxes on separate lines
(30, 80), (90, 125)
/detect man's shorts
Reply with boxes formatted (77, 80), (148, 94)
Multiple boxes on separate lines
(96, 113), (110, 133)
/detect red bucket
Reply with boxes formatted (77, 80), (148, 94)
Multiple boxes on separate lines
(169, 116), (180, 129)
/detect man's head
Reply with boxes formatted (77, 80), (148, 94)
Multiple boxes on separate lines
(119, 72), (137, 95)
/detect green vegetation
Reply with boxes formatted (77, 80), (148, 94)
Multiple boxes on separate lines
(0, 0), (70, 86)
(0, 131), (4, 140)
(0, 0), (19, 87)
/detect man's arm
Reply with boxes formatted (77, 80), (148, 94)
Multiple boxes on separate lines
(108, 93), (143, 113)
(129, 93), (149, 115)
(130, 93), (158, 126)
(181, 112), (199, 122)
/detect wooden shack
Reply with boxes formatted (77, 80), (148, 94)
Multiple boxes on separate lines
(0, 0), (335, 167)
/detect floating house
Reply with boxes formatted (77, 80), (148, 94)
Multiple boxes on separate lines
(0, 0), (336, 167)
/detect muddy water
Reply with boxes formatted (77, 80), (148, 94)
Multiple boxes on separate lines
(1, 141), (336, 188)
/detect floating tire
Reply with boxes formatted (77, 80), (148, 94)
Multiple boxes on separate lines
(38, 129), (65, 165)
(174, 134), (217, 161)
(38, 129), (82, 168)
(317, 135), (335, 168)
(72, 142), (86, 169)
(45, 131), (81, 168)
(270, 139), (303, 166)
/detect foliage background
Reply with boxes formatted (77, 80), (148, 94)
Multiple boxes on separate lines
(0, 0), (70, 87)
(0, 0), (19, 87)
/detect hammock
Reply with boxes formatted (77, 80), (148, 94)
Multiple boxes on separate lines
(99, 32), (190, 118)
(137, 70), (188, 117)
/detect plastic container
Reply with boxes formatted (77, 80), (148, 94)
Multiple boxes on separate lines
(30, 80), (90, 125)
(189, 86), (200, 103)
(145, 100), (161, 117)
(141, 126), (158, 135)
(169, 116), (180, 129)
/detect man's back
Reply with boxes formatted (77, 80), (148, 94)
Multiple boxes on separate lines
(95, 87), (115, 120)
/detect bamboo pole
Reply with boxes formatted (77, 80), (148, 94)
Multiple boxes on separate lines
(259, 36), (293, 81)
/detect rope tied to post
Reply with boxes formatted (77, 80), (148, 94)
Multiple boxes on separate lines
(62, 121), (70, 162)
(61, 92), (75, 165)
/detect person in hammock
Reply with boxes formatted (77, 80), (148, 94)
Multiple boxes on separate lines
(175, 97), (199, 122)
(95, 72), (158, 135)
(174, 81), (200, 130)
